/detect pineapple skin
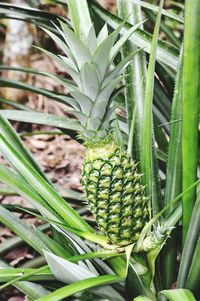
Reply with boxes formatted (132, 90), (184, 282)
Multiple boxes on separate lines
(82, 139), (150, 247)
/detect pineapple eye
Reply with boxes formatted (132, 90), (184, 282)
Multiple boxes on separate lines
(134, 195), (143, 204)
(109, 203), (121, 213)
(110, 156), (121, 166)
(125, 171), (134, 181)
(122, 158), (131, 169)
(135, 183), (144, 193)
(99, 177), (110, 188)
(134, 208), (142, 218)
(143, 207), (150, 217)
(123, 194), (132, 205)
(89, 170), (99, 182)
(112, 180), (122, 192)
(113, 168), (123, 179)
(84, 163), (91, 173)
(98, 189), (109, 199)
(108, 233), (118, 243)
(87, 183), (96, 193)
(107, 223), (119, 234)
(133, 172), (142, 181)
(98, 199), (107, 209)
(97, 218), (107, 230)
(100, 163), (112, 176)
(135, 220), (143, 230)
(97, 208), (107, 217)
(134, 232), (141, 241)
(108, 213), (120, 223)
(93, 159), (104, 170)
(125, 182), (134, 193)
(142, 196), (149, 204)
(123, 205), (132, 216)
(87, 194), (95, 202)
(120, 227), (132, 238)
(121, 216), (132, 227)
(89, 203), (96, 214)
(111, 192), (121, 203)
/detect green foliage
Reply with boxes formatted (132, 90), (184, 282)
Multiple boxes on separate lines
(0, 0), (199, 300)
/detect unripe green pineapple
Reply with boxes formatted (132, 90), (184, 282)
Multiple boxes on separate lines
(82, 139), (149, 246)
(40, 11), (150, 246)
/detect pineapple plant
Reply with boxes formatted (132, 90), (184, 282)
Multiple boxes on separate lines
(38, 19), (150, 247)
(0, 0), (199, 300)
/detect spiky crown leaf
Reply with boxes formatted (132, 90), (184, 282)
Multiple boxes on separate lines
(40, 18), (142, 141)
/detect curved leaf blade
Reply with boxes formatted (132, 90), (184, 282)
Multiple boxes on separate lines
(0, 133), (92, 232)
(0, 110), (81, 132)
(35, 275), (124, 301)
(158, 289), (197, 301)
(141, 0), (163, 214)
(90, 0), (179, 70)
(182, 0), (200, 243)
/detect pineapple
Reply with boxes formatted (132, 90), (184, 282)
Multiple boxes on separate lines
(82, 139), (149, 246)
(40, 18), (150, 246)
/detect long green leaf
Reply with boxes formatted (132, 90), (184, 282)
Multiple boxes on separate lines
(0, 2), (68, 33)
(35, 228), (74, 259)
(0, 110), (81, 133)
(0, 78), (76, 105)
(117, 0), (147, 161)
(44, 251), (97, 284)
(125, 261), (147, 299)
(185, 234), (200, 296)
(0, 224), (49, 255)
(0, 163), (62, 222)
(0, 133), (92, 232)
(141, 0), (163, 214)
(67, 0), (92, 39)
(0, 205), (47, 254)
(144, 9), (181, 48)
(0, 96), (34, 111)
(0, 266), (51, 291)
(160, 49), (183, 289)
(134, 297), (152, 301)
(16, 206), (110, 249)
(90, 0), (179, 70)
(0, 114), (49, 181)
(11, 280), (49, 300)
(158, 289), (197, 301)
(0, 65), (77, 93)
(35, 275), (124, 301)
(0, 182), (84, 202)
(44, 252), (124, 301)
(0, 261), (49, 300)
(0, 266), (52, 283)
(129, 0), (184, 23)
(177, 187), (200, 289)
(182, 0), (200, 242)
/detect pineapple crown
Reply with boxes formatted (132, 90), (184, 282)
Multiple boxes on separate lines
(39, 16), (142, 142)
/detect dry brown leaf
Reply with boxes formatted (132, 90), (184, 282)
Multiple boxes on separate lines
(5, 247), (33, 266)
(0, 226), (13, 242)
(97, 0), (116, 11)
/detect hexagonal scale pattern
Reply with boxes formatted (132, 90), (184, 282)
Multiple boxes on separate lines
(82, 146), (150, 246)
